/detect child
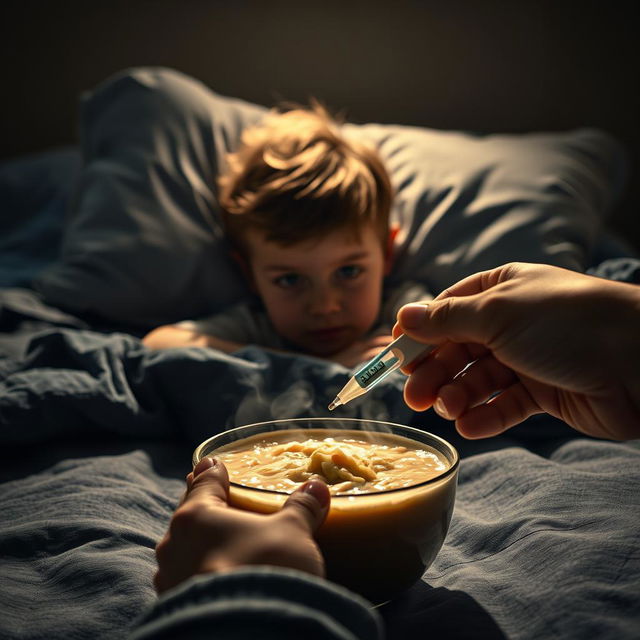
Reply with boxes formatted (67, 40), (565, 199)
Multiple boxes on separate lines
(143, 102), (430, 368)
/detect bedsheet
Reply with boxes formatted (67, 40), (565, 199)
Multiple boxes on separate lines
(1, 289), (639, 640)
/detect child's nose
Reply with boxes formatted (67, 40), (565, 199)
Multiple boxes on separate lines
(308, 284), (342, 316)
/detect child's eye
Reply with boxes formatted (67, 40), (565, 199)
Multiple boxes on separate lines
(336, 265), (363, 280)
(273, 273), (301, 289)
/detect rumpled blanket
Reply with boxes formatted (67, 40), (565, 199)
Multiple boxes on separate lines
(1, 288), (639, 640)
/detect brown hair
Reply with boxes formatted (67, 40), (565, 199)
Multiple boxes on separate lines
(218, 101), (393, 254)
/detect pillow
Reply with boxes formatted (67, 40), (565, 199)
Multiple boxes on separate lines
(34, 67), (628, 329)
(345, 123), (627, 291)
(36, 67), (265, 328)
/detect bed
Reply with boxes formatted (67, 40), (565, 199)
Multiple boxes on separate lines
(1, 67), (639, 640)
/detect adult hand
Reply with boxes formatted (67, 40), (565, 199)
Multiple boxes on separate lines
(154, 457), (331, 594)
(393, 262), (640, 441)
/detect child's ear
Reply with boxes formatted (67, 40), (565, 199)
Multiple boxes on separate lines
(384, 224), (399, 276)
(230, 250), (257, 292)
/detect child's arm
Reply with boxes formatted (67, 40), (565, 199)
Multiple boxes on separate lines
(327, 334), (393, 369)
(142, 325), (244, 353)
(143, 302), (268, 353)
(144, 324), (394, 368)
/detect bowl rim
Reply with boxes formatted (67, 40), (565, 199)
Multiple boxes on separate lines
(192, 417), (460, 499)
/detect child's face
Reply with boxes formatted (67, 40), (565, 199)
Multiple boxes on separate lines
(243, 225), (389, 356)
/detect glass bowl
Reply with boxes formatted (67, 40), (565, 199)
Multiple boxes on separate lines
(193, 417), (459, 603)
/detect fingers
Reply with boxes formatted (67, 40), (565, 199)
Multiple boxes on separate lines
(185, 457), (230, 508)
(393, 264), (524, 347)
(454, 383), (543, 438)
(280, 478), (330, 534)
(155, 458), (231, 594)
(156, 461), (331, 594)
(430, 353), (519, 420)
(402, 341), (488, 410)
(405, 346), (539, 438)
(397, 297), (490, 346)
(434, 263), (522, 300)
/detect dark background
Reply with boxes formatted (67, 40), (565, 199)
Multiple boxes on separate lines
(2, 0), (638, 251)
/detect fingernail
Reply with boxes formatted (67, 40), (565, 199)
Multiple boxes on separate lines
(193, 456), (216, 477)
(433, 397), (451, 420)
(301, 479), (330, 508)
(400, 303), (428, 329)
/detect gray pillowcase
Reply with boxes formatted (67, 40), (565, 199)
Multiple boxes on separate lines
(34, 67), (628, 329)
(36, 67), (266, 328)
(346, 123), (627, 291)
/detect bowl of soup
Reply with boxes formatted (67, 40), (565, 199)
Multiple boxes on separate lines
(192, 418), (459, 603)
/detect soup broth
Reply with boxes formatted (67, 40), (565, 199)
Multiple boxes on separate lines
(216, 429), (449, 495)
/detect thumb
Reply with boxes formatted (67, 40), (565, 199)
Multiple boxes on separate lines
(397, 297), (490, 346)
(185, 457), (230, 508)
(281, 478), (331, 534)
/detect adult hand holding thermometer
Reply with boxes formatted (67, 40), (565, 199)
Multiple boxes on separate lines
(328, 334), (435, 410)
